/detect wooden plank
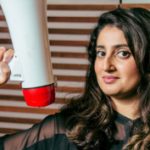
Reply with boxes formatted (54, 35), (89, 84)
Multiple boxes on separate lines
(0, 117), (40, 124)
(48, 16), (98, 23)
(47, 4), (117, 11)
(0, 39), (11, 44)
(0, 15), (5, 21)
(51, 51), (88, 59)
(0, 83), (21, 90)
(49, 28), (92, 35)
(53, 63), (88, 70)
(122, 3), (150, 9)
(50, 40), (89, 46)
(55, 98), (68, 104)
(0, 95), (24, 101)
(0, 106), (60, 114)
(0, 27), (8, 32)
(0, 128), (22, 134)
(47, 4), (150, 10)
(56, 86), (84, 93)
(56, 75), (85, 82)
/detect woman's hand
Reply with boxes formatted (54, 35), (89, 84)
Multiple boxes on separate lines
(0, 47), (14, 85)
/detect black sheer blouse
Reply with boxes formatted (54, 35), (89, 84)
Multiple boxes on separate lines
(111, 112), (143, 150)
(0, 112), (143, 150)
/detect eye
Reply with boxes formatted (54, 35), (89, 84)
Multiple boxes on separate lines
(96, 50), (106, 58)
(116, 50), (131, 59)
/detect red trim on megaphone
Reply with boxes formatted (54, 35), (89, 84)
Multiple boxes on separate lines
(22, 84), (55, 107)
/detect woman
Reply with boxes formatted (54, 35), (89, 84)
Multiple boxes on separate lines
(0, 7), (150, 150)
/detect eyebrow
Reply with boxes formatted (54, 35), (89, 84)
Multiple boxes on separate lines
(96, 44), (129, 49)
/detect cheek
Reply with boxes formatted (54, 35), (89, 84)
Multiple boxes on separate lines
(119, 60), (140, 79)
(130, 63), (139, 74)
(94, 59), (101, 75)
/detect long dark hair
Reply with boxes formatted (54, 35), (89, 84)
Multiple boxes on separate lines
(61, 7), (150, 149)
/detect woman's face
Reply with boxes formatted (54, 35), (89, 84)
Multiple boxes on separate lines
(94, 26), (141, 99)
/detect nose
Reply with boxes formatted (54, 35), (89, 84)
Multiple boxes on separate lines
(103, 56), (116, 72)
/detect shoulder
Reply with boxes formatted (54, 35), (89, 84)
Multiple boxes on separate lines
(38, 112), (66, 136)
(0, 112), (67, 150)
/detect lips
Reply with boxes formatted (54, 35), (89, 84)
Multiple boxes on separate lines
(102, 76), (119, 84)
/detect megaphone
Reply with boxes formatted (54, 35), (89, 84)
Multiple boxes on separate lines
(0, 0), (55, 107)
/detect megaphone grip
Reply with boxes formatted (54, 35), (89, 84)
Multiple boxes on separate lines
(22, 84), (55, 107)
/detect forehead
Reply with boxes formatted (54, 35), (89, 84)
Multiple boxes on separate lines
(96, 26), (128, 46)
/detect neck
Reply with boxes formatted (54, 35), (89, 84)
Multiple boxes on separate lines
(111, 95), (140, 120)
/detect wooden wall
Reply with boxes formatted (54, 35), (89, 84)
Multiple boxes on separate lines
(0, 3), (149, 136)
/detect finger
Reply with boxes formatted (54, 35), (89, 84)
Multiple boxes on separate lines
(0, 62), (11, 85)
(3, 49), (14, 63)
(0, 47), (6, 61)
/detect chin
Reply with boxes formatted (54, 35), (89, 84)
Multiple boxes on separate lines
(101, 89), (120, 97)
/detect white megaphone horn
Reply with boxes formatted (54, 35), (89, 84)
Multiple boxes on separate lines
(0, 0), (55, 107)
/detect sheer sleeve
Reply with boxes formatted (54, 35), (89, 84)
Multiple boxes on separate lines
(0, 113), (65, 150)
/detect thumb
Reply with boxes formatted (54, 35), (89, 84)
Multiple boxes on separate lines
(0, 62), (11, 85)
